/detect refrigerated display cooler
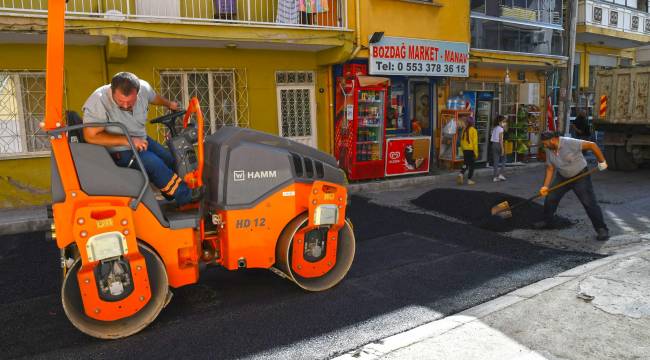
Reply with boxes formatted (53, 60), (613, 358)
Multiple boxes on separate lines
(335, 71), (390, 181)
(475, 91), (495, 162)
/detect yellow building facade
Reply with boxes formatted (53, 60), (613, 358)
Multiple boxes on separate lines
(333, 0), (471, 176)
(0, 2), (353, 207)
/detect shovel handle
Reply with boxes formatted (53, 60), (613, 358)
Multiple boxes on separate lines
(509, 168), (599, 212)
(547, 167), (599, 193)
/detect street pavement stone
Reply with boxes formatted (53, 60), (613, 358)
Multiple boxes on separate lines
(343, 247), (650, 360)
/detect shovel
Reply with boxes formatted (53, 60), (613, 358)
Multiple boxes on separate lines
(491, 167), (599, 219)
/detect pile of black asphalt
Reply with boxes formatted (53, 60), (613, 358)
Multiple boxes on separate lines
(0, 196), (597, 360)
(412, 188), (574, 232)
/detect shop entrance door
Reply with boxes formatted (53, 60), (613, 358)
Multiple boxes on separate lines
(408, 79), (436, 166)
(276, 85), (318, 148)
(409, 79), (432, 135)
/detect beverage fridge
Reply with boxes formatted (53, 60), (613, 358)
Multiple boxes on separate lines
(475, 91), (494, 162)
(335, 72), (390, 181)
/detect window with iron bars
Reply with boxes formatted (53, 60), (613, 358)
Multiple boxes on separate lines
(157, 69), (249, 139)
(0, 72), (51, 158)
(275, 71), (316, 144)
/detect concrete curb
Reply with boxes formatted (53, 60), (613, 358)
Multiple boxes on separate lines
(331, 242), (650, 360)
(0, 206), (50, 236)
(348, 162), (545, 194)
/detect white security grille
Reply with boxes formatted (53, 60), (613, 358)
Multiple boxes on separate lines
(156, 69), (249, 140)
(276, 71), (316, 147)
(0, 72), (50, 157)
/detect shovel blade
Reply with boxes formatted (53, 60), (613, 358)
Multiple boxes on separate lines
(491, 201), (513, 219)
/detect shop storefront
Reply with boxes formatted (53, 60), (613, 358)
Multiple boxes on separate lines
(448, 68), (549, 166)
(334, 36), (469, 181)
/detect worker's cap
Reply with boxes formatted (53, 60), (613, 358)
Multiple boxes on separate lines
(540, 131), (561, 141)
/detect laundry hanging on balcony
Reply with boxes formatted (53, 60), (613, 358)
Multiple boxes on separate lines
(300, 0), (329, 13)
(214, 0), (237, 19)
(276, 0), (300, 24)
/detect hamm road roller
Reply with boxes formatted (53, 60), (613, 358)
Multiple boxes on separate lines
(44, 1), (355, 339)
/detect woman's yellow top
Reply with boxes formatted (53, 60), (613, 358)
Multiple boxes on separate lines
(460, 126), (479, 158)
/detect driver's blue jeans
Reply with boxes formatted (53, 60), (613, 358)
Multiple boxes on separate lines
(111, 136), (192, 205)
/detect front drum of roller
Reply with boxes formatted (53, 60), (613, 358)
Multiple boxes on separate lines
(275, 213), (355, 291)
(61, 243), (169, 339)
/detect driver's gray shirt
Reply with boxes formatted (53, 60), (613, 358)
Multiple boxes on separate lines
(82, 80), (156, 152)
(545, 137), (587, 178)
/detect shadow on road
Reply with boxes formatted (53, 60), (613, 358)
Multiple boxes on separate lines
(0, 196), (601, 359)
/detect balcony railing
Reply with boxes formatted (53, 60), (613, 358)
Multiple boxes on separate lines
(0, 0), (347, 30)
(579, 0), (650, 36)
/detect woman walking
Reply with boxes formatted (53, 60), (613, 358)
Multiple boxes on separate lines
(457, 117), (479, 185)
(491, 115), (507, 182)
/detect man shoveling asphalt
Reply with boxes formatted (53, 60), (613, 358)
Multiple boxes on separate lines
(535, 131), (609, 241)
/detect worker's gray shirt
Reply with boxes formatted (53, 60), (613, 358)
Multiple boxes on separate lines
(82, 80), (156, 152)
(545, 137), (587, 178)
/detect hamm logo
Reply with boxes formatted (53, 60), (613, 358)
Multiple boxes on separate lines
(233, 170), (278, 182)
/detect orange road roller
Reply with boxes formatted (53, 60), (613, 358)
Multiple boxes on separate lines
(43, 2), (355, 339)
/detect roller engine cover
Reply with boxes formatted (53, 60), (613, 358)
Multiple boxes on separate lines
(203, 127), (345, 210)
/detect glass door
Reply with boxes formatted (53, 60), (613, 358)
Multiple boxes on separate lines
(476, 91), (494, 162)
(356, 89), (385, 162)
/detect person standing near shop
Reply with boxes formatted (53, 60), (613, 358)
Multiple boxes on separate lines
(491, 115), (507, 182)
(571, 109), (591, 140)
(457, 117), (479, 185)
(535, 131), (609, 241)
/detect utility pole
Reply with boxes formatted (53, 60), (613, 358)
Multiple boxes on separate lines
(561, 0), (578, 135)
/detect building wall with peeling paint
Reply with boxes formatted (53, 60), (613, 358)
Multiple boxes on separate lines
(0, 42), (341, 208)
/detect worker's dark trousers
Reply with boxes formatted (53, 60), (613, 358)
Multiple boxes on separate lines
(543, 168), (608, 231)
(112, 136), (192, 205)
(461, 150), (475, 179)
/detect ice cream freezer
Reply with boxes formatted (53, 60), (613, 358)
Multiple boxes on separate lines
(385, 136), (431, 177)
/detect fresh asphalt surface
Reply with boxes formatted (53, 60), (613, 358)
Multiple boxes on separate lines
(0, 195), (600, 360)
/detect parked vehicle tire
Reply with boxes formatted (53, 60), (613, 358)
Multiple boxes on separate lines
(615, 146), (638, 171)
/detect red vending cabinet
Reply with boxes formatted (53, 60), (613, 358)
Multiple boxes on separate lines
(335, 72), (390, 181)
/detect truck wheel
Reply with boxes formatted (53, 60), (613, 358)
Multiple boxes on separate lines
(275, 213), (355, 292)
(61, 243), (169, 339)
(604, 145), (618, 171)
(615, 146), (639, 171)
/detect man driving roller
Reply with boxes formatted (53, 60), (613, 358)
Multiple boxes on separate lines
(82, 72), (197, 206)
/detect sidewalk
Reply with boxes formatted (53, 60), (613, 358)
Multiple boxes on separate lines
(0, 162), (544, 236)
(348, 162), (544, 194)
(334, 244), (650, 360)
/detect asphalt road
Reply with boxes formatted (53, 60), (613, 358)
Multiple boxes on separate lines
(0, 195), (600, 360)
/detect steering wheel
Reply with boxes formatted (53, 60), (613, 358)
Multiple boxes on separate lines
(149, 110), (187, 137)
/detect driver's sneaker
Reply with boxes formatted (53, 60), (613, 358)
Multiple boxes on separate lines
(596, 228), (610, 241)
(498, 174), (507, 181)
(467, 179), (476, 185)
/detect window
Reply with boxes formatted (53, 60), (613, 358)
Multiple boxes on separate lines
(471, 18), (564, 56)
(0, 72), (50, 158)
(471, 0), (564, 25)
(275, 71), (317, 148)
(157, 69), (249, 138)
